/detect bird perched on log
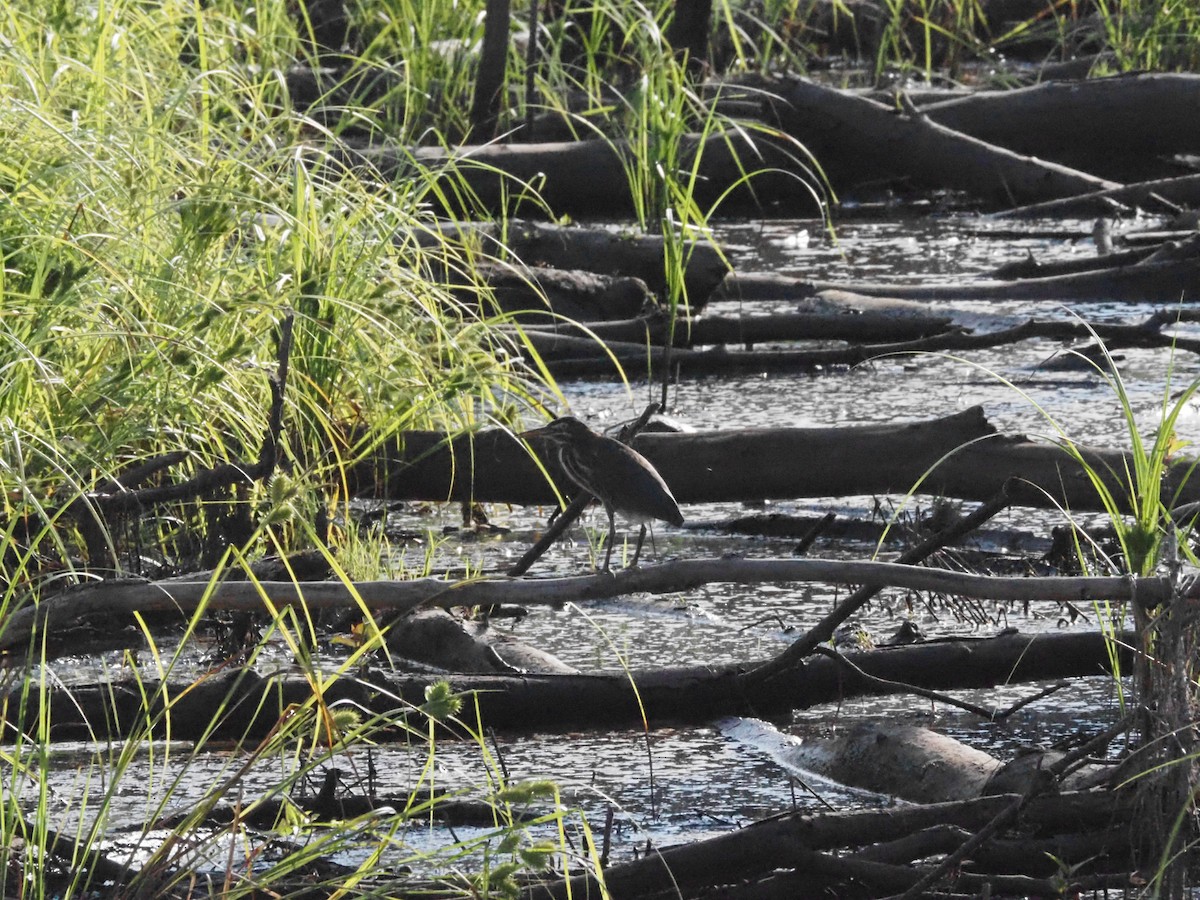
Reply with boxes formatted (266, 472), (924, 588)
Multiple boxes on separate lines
(521, 416), (684, 570)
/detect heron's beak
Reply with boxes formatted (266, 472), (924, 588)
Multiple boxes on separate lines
(519, 424), (552, 440)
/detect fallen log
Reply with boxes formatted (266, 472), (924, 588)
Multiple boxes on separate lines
(404, 218), (730, 307)
(12, 629), (1130, 740)
(513, 306), (956, 346)
(753, 75), (1120, 205)
(517, 314), (1200, 376)
(919, 73), (1200, 182)
(522, 788), (1133, 900)
(739, 720), (1106, 805)
(805, 248), (1200, 302)
(349, 406), (1200, 513)
(1002, 172), (1200, 219)
(341, 130), (820, 219)
(2, 560), (1174, 660)
(455, 263), (652, 322)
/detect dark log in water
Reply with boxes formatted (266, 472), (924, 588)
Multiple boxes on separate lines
(749, 75), (1118, 206)
(341, 131), (818, 218)
(12, 629), (1130, 741)
(525, 788), (1133, 900)
(404, 218), (730, 307)
(919, 73), (1200, 182)
(349, 406), (1200, 513)
(1003, 172), (1200, 219)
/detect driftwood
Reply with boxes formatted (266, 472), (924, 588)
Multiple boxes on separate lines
(513, 306), (956, 347)
(4, 557), (1175, 660)
(11, 629), (1129, 741)
(807, 239), (1200, 302)
(348, 406), (1200, 513)
(721, 244), (1200, 301)
(1003, 171), (1200, 219)
(755, 720), (1107, 805)
(919, 73), (1200, 181)
(341, 130), (817, 218)
(406, 218), (730, 306)
(454, 263), (652, 322)
(521, 788), (1132, 900)
(515, 312), (1200, 377)
(385, 609), (578, 674)
(752, 75), (1119, 205)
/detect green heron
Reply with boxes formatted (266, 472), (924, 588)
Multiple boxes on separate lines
(522, 416), (684, 570)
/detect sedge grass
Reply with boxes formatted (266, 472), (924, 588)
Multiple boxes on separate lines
(0, 0), (584, 895)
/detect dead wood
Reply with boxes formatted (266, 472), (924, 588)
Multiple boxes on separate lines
(513, 306), (955, 346)
(773, 720), (1109, 805)
(522, 789), (1133, 900)
(339, 130), (817, 218)
(348, 406), (1200, 514)
(748, 487), (1013, 683)
(516, 312), (1200, 377)
(919, 73), (1200, 182)
(10, 629), (1131, 741)
(456, 263), (652, 322)
(6, 557), (1173, 661)
(1003, 172), (1200, 219)
(405, 219), (730, 307)
(385, 609), (578, 674)
(806, 236), (1200, 301)
(749, 75), (1119, 206)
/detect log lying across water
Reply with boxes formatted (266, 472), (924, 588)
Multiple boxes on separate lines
(350, 406), (1200, 513)
(721, 234), (1200, 302)
(12, 629), (1129, 740)
(403, 218), (731, 307)
(526, 788), (1134, 900)
(343, 130), (817, 218)
(751, 74), (1119, 205)
(917, 72), (1200, 182)
(3, 560), (1174, 660)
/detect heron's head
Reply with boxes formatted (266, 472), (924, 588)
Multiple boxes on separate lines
(520, 415), (593, 448)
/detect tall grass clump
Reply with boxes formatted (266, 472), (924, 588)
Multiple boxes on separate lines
(0, 0), (571, 893)
(0, 0), (544, 586)
(1093, 0), (1200, 71)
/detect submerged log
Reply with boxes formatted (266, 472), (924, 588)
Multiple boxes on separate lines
(1002, 172), (1200, 219)
(762, 721), (1107, 805)
(516, 314), (1200, 377)
(455, 263), (652, 322)
(807, 242), (1200, 302)
(514, 306), (955, 346)
(526, 788), (1133, 900)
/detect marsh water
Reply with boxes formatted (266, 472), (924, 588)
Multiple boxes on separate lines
(41, 212), (1195, 874)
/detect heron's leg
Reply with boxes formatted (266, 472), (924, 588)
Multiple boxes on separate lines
(630, 524), (648, 567)
(602, 504), (616, 571)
